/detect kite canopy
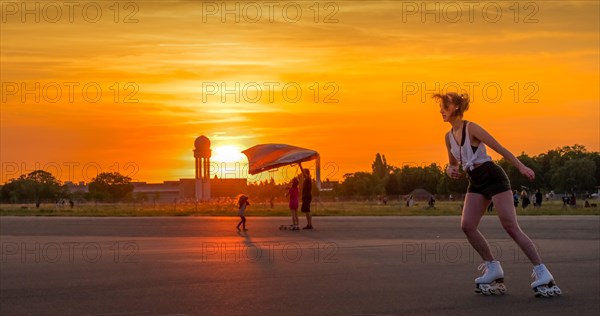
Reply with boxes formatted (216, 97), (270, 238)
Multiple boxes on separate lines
(242, 144), (319, 175)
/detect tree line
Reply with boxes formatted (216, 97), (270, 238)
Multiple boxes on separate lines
(0, 171), (133, 207)
(1, 145), (598, 206)
(334, 145), (599, 199)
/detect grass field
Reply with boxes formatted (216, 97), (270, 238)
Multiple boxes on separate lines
(1, 200), (598, 216)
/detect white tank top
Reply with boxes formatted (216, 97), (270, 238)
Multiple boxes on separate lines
(447, 121), (492, 171)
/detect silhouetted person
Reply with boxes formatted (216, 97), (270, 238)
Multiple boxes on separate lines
(521, 191), (530, 209)
(562, 194), (569, 206)
(428, 195), (436, 208)
(299, 165), (313, 229)
(487, 201), (494, 213)
(286, 178), (300, 229)
(236, 195), (250, 231)
(535, 190), (543, 208)
(406, 195), (414, 207)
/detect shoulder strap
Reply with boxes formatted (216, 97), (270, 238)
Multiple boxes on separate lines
(460, 121), (468, 146)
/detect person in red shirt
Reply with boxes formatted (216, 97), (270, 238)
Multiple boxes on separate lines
(286, 178), (300, 230)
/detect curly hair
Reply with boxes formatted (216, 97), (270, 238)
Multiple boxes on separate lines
(433, 92), (470, 117)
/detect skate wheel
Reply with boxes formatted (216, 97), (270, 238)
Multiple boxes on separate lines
(535, 292), (547, 298)
(552, 286), (562, 296)
(535, 286), (549, 298)
(497, 284), (507, 294)
(541, 291), (549, 297)
(476, 284), (492, 295)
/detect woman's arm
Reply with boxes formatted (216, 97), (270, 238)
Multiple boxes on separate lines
(469, 123), (535, 181)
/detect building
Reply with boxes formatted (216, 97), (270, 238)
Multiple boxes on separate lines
(132, 176), (247, 203)
(131, 135), (247, 203)
(60, 136), (248, 203)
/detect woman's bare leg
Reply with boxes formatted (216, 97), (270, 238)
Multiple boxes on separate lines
(492, 190), (542, 265)
(461, 193), (494, 261)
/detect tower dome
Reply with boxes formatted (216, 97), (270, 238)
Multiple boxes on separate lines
(194, 135), (211, 158)
(194, 135), (211, 150)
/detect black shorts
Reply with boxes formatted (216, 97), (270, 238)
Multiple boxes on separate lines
(466, 161), (512, 199)
(301, 196), (312, 213)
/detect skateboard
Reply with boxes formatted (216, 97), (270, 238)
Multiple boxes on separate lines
(279, 225), (300, 230)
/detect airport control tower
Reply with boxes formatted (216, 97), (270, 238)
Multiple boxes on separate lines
(193, 135), (211, 202)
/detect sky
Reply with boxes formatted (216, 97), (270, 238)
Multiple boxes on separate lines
(1, 0), (599, 184)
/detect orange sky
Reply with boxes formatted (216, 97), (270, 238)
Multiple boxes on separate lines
(1, 0), (599, 184)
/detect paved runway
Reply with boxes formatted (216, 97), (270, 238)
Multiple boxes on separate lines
(1, 216), (599, 316)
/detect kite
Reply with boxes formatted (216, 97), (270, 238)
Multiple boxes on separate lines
(242, 143), (321, 189)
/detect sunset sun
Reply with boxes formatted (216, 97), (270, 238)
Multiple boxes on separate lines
(211, 145), (246, 163)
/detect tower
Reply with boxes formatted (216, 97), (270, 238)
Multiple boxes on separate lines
(193, 135), (211, 202)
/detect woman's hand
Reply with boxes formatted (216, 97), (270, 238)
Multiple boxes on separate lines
(447, 165), (463, 179)
(518, 164), (535, 181)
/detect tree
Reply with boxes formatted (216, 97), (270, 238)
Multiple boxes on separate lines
(340, 172), (383, 197)
(420, 163), (443, 194)
(528, 145), (597, 192)
(534, 150), (561, 189)
(558, 144), (588, 161)
(550, 158), (597, 193)
(590, 152), (600, 187)
(498, 153), (542, 192)
(88, 172), (133, 202)
(1, 178), (28, 203)
(385, 172), (401, 195)
(247, 177), (285, 201)
(0, 170), (61, 207)
(372, 153), (389, 179)
(392, 164), (443, 195)
(436, 173), (463, 196)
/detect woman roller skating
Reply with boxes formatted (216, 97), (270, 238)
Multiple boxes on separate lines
(435, 92), (561, 297)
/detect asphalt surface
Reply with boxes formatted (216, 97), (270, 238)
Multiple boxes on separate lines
(1, 216), (599, 316)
